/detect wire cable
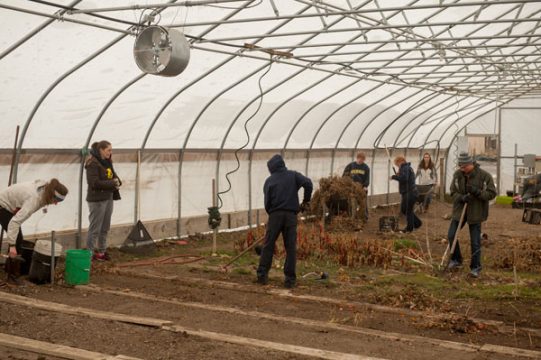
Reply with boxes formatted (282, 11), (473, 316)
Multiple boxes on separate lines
(216, 58), (274, 209)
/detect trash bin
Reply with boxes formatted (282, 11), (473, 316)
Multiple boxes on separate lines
(28, 240), (62, 284)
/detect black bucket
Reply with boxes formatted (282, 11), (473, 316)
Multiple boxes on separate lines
(28, 240), (61, 285)
(379, 216), (399, 232)
(20, 240), (35, 275)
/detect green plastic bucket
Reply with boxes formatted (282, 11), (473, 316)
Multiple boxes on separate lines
(64, 249), (91, 286)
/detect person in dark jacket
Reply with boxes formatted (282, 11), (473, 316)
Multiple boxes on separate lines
(257, 154), (312, 288)
(391, 155), (422, 232)
(343, 152), (370, 219)
(447, 152), (496, 277)
(85, 140), (121, 261)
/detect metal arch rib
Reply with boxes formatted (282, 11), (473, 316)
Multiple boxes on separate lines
(281, 79), (360, 154)
(301, 0), (430, 175)
(76, 0), (257, 240)
(417, 50), (541, 149)
(173, 4), (313, 236)
(12, 34), (127, 183)
(315, 0), (461, 175)
(140, 0), (256, 150)
(348, 0), (536, 155)
(341, 0), (485, 156)
(392, 36), (541, 150)
(0, 0), (82, 61)
(212, 0), (375, 215)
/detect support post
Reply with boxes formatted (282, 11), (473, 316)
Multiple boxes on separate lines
(50, 231), (55, 285)
(513, 143), (518, 195)
(212, 179), (217, 256)
(439, 157), (445, 201)
(134, 150), (141, 223)
(496, 106), (502, 195)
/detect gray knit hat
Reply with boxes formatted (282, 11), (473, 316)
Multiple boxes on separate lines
(457, 152), (473, 165)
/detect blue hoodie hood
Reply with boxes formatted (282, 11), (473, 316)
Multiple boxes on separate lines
(267, 154), (286, 174)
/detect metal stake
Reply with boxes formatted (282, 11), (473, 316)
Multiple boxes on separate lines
(50, 231), (56, 285)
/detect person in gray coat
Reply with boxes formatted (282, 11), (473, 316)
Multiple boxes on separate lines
(85, 140), (121, 261)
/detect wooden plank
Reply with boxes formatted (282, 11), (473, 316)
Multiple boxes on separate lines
(117, 269), (541, 338)
(0, 290), (386, 360)
(79, 285), (479, 354)
(164, 324), (384, 360)
(481, 344), (541, 359)
(0, 332), (141, 360)
(0, 291), (172, 328)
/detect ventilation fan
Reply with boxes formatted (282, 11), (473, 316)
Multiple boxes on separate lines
(133, 26), (190, 77)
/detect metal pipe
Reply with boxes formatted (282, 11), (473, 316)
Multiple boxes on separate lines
(304, 0), (444, 173)
(253, 34), (541, 50)
(198, 17), (541, 43)
(174, 4), (312, 237)
(13, 36), (127, 184)
(50, 230), (56, 285)
(0, 0), (82, 61)
(308, 53), (541, 64)
(328, 0), (477, 165)
(355, 4), (540, 153)
(0, 3), (133, 35)
(295, 43), (541, 58)
(171, 0), (540, 28)
(214, 1), (373, 215)
(67, 0), (249, 14)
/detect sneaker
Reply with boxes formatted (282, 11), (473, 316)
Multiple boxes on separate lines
(92, 253), (106, 261)
(102, 252), (111, 261)
(447, 260), (462, 271)
(469, 268), (481, 278)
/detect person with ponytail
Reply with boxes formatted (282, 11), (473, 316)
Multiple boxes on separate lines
(0, 179), (68, 258)
(85, 140), (121, 261)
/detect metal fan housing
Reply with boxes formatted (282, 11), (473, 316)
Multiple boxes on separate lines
(133, 26), (190, 77)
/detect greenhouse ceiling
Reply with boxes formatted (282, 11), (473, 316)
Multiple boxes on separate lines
(1, 0), (540, 150)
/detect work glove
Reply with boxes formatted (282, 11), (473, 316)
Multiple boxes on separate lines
(299, 201), (310, 213)
(460, 194), (471, 203)
(113, 178), (121, 187)
(466, 184), (481, 197)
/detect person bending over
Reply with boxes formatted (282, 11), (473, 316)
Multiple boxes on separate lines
(0, 179), (68, 258)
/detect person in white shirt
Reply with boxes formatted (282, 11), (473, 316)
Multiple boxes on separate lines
(416, 153), (438, 212)
(0, 179), (68, 258)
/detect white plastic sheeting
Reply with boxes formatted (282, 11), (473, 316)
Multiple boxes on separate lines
(1, 1), (541, 238)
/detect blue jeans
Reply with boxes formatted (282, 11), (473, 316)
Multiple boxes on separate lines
(447, 220), (482, 271)
(400, 192), (422, 232)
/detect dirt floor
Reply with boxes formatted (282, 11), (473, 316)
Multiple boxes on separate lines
(0, 200), (540, 359)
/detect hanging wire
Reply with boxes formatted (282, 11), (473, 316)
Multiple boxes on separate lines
(216, 57), (274, 209)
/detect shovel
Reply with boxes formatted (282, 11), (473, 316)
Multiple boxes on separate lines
(440, 202), (467, 270)
(220, 235), (266, 272)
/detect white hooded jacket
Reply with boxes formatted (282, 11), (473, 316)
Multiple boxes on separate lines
(0, 180), (47, 245)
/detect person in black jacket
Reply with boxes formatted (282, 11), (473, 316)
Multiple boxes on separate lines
(257, 154), (312, 288)
(391, 155), (422, 233)
(85, 141), (121, 261)
(343, 152), (370, 220)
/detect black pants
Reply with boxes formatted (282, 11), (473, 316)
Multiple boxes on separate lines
(257, 210), (297, 282)
(400, 192), (422, 232)
(0, 207), (23, 252)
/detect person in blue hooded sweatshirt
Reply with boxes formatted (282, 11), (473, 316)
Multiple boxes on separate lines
(257, 154), (313, 288)
(391, 155), (422, 233)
